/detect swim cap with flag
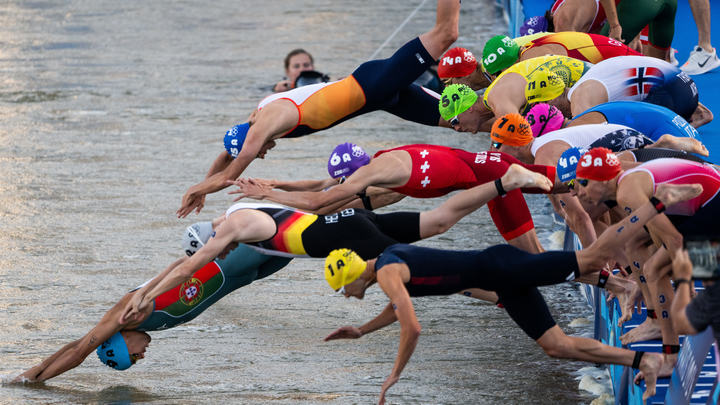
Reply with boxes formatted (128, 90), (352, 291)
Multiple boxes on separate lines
(325, 249), (367, 291)
(97, 332), (133, 371)
(439, 84), (478, 121)
(327, 143), (371, 179)
(438, 47), (477, 79)
(482, 35), (520, 75)
(556, 147), (587, 182)
(490, 113), (533, 146)
(525, 103), (564, 137)
(576, 147), (622, 181)
(223, 123), (250, 159)
(182, 221), (214, 257)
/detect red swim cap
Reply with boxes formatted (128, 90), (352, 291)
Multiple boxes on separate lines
(438, 47), (477, 78)
(576, 147), (622, 181)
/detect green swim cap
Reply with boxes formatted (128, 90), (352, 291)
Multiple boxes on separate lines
(482, 35), (520, 75)
(439, 84), (478, 121)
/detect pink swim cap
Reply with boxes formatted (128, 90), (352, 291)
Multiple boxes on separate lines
(525, 103), (564, 137)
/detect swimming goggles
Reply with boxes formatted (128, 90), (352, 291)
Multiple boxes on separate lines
(449, 116), (459, 128)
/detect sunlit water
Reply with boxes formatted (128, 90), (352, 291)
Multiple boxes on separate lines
(0, 0), (600, 403)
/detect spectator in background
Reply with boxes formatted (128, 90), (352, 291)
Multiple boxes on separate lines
(272, 49), (328, 92)
(680, 0), (720, 75)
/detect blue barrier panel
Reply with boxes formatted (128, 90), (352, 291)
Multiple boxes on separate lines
(666, 328), (715, 403)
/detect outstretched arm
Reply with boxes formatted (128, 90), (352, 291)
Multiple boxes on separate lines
(14, 296), (135, 383)
(272, 177), (338, 192)
(376, 263), (421, 404)
(229, 157), (404, 212)
(324, 303), (399, 341)
(178, 138), (264, 218)
(418, 163), (553, 238)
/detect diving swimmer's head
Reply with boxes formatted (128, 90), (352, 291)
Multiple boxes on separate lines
(325, 249), (367, 291)
(556, 147), (587, 183)
(525, 103), (564, 137)
(482, 35), (520, 75)
(576, 147), (622, 181)
(490, 113), (533, 147)
(327, 143), (371, 179)
(439, 84), (478, 122)
(96, 331), (151, 371)
(438, 47), (477, 79)
(182, 221), (215, 256)
(223, 123), (250, 159)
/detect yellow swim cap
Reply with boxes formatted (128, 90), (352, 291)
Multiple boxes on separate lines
(325, 249), (367, 291)
(525, 69), (566, 104)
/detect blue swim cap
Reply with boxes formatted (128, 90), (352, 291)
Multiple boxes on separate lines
(223, 123), (250, 159)
(556, 147), (587, 183)
(96, 332), (133, 371)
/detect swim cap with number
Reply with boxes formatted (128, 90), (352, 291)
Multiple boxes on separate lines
(439, 84), (478, 121)
(327, 143), (371, 179)
(182, 221), (214, 257)
(556, 147), (587, 182)
(223, 123), (250, 159)
(482, 35), (520, 75)
(525, 69), (566, 104)
(325, 249), (367, 291)
(576, 147), (622, 181)
(97, 332), (133, 371)
(490, 113), (533, 146)
(525, 103), (564, 137)
(438, 47), (477, 78)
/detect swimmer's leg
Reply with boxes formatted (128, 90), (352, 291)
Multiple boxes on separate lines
(351, 0), (459, 107)
(500, 287), (662, 401)
(419, 0), (461, 59)
(419, 164), (553, 238)
(644, 249), (679, 376)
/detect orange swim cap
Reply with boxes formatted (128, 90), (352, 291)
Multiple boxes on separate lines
(490, 113), (533, 147)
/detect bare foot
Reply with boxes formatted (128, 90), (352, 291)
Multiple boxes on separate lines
(620, 318), (662, 345)
(606, 276), (641, 327)
(655, 183), (703, 207)
(654, 135), (709, 156)
(501, 164), (553, 192)
(690, 102), (713, 128)
(634, 352), (663, 401)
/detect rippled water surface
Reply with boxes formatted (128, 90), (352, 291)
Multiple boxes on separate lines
(0, 1), (599, 403)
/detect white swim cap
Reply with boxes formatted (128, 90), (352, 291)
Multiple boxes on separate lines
(182, 221), (214, 256)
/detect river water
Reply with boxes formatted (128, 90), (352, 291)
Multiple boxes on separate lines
(0, 0), (602, 403)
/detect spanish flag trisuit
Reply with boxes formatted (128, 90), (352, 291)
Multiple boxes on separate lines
(522, 32), (641, 63)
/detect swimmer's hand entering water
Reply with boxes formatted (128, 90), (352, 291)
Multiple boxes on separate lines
(324, 326), (363, 341)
